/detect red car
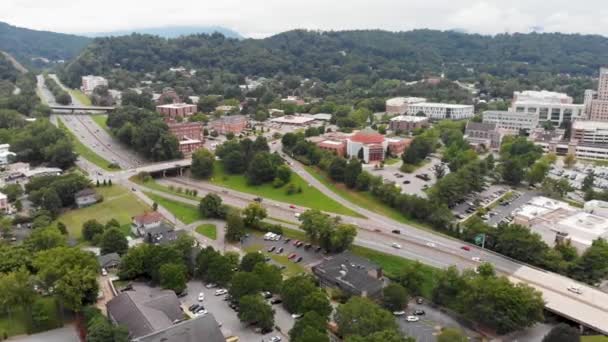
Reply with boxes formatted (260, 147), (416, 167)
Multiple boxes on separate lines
(289, 205), (296, 209)
(292, 240), (300, 246)
(461, 246), (471, 251)
(287, 253), (297, 259)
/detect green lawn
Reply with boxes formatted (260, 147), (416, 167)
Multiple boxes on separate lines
(57, 117), (118, 171)
(582, 336), (608, 342)
(68, 88), (92, 105)
(400, 159), (430, 173)
(196, 223), (217, 240)
(144, 192), (201, 224)
(131, 177), (199, 201)
(91, 115), (111, 134)
(384, 158), (401, 165)
(56, 185), (149, 239)
(209, 163), (363, 218)
(303, 165), (429, 229)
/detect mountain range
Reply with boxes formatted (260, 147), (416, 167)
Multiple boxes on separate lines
(83, 25), (244, 40)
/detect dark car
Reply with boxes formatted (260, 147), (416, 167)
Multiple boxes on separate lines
(194, 306), (206, 314)
(177, 290), (188, 298)
(295, 256), (303, 263)
(295, 241), (304, 248)
(254, 197), (263, 202)
(414, 309), (425, 316)
(267, 246), (276, 252)
(270, 298), (283, 304)
(304, 243), (312, 250)
(188, 304), (200, 312)
(276, 247), (284, 254)
(391, 229), (401, 234)
(314, 246), (322, 253)
(284, 238), (291, 244)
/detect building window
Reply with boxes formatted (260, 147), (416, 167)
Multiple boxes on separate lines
(551, 108), (561, 121)
(516, 107), (525, 113)
(528, 107), (537, 113)
(539, 108), (549, 119)
(563, 109), (573, 121)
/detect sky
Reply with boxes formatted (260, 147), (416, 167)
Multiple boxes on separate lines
(2, 0), (608, 38)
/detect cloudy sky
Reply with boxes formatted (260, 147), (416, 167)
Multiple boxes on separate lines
(2, 0), (608, 38)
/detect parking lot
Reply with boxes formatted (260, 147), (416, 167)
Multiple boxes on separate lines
(181, 281), (294, 341)
(368, 156), (443, 197)
(548, 162), (608, 191)
(397, 300), (481, 342)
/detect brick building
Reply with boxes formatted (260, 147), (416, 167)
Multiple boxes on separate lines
(156, 103), (198, 122)
(210, 115), (248, 135)
(167, 122), (204, 157)
(317, 140), (346, 157)
(389, 115), (429, 132)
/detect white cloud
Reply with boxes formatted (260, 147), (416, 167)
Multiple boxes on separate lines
(1, 0), (608, 38)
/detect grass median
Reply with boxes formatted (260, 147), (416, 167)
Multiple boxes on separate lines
(58, 117), (119, 171)
(143, 191), (201, 224)
(91, 114), (111, 134)
(196, 223), (217, 240)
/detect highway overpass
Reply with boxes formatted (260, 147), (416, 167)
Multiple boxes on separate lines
(50, 104), (115, 113)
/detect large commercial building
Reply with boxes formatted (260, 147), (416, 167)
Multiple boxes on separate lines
(572, 120), (608, 145)
(511, 90), (584, 127)
(464, 121), (504, 150)
(385, 97), (427, 115)
(482, 110), (538, 133)
(81, 75), (108, 95)
(156, 103), (197, 122)
(210, 115), (248, 135)
(586, 68), (608, 121)
(167, 122), (204, 157)
(407, 103), (474, 120)
(388, 115), (429, 132)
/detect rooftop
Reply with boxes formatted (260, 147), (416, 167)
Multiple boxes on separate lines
(312, 252), (383, 295)
(466, 121), (497, 132)
(386, 97), (427, 106)
(270, 115), (315, 125)
(350, 127), (385, 144)
(156, 103), (197, 109)
(134, 211), (164, 225)
(514, 90), (574, 104)
(75, 188), (97, 198)
(409, 102), (473, 109)
(390, 115), (428, 122)
(133, 314), (224, 342)
(516, 196), (574, 220)
(319, 140), (344, 146)
(573, 120), (608, 131)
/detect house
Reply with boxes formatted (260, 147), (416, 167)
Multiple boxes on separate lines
(144, 223), (184, 245)
(132, 212), (165, 237)
(312, 252), (385, 298)
(74, 188), (100, 208)
(97, 253), (121, 269)
(106, 289), (184, 339)
(133, 314), (224, 342)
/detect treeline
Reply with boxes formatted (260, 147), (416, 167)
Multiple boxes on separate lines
(61, 29), (608, 89)
(26, 173), (90, 218)
(106, 105), (181, 161)
(0, 71), (51, 116)
(43, 75), (71, 105)
(0, 111), (77, 168)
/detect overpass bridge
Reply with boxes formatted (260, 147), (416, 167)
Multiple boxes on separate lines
(50, 104), (116, 114)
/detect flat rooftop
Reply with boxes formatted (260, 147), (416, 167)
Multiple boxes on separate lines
(410, 102), (473, 109)
(156, 103), (196, 109)
(573, 120), (608, 130)
(390, 115), (428, 122)
(270, 116), (315, 124)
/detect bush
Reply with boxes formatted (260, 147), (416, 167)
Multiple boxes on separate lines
(285, 183), (297, 195)
(273, 178), (286, 188)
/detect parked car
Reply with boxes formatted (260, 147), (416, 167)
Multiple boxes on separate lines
(198, 292), (205, 301)
(568, 285), (583, 294)
(188, 303), (200, 312)
(295, 256), (303, 263)
(262, 291), (273, 299)
(289, 205), (296, 209)
(284, 238), (291, 244)
(267, 246), (276, 252)
(414, 309), (425, 316)
(215, 289), (228, 296)
(270, 298), (283, 305)
(406, 316), (420, 322)
(288, 253), (297, 259)
(276, 247), (284, 254)
(304, 243), (312, 250)
(292, 240), (300, 246)
(461, 246), (471, 251)
(291, 313), (303, 319)
(393, 311), (406, 316)
(314, 246), (322, 253)
(270, 336), (282, 342)
(205, 283), (217, 289)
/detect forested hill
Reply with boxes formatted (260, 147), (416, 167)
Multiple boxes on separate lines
(61, 29), (608, 87)
(0, 21), (91, 63)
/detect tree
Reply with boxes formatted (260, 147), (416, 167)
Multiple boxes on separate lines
(223, 150), (246, 174)
(437, 328), (468, 342)
(225, 210), (245, 242)
(289, 311), (328, 342)
(501, 159), (525, 185)
(25, 227), (67, 252)
(570, 238), (608, 284)
(242, 202), (267, 228)
(159, 263), (187, 294)
(240, 252), (267, 272)
(344, 159), (362, 188)
(347, 330), (414, 342)
(229, 272), (263, 302)
(207, 254), (235, 286)
(56, 222), (68, 235)
(238, 295), (274, 330)
(301, 290), (332, 319)
(542, 323), (580, 342)
(541, 178), (573, 198)
(582, 171), (595, 193)
(199, 193), (225, 219)
(329, 157), (347, 182)
(335, 297), (398, 338)
(564, 153), (576, 169)
(82, 220), (105, 242)
(253, 263), (283, 293)
(433, 163), (446, 179)
(275, 164), (292, 185)
(1, 184), (23, 202)
(191, 148), (215, 179)
(382, 283), (409, 311)
(247, 152), (277, 185)
(100, 228), (128, 255)
(432, 266), (467, 308)
(526, 161), (550, 185)
(493, 224), (552, 267)
(281, 275), (317, 313)
(396, 261), (428, 296)
(355, 171), (372, 191)
(38, 188), (62, 216)
(294, 327), (329, 342)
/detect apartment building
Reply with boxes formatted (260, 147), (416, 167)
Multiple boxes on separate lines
(585, 68), (608, 121)
(81, 75), (108, 95)
(407, 103), (474, 120)
(482, 110), (538, 133)
(385, 97), (427, 115)
(156, 103), (198, 122)
(210, 115), (248, 135)
(388, 115), (429, 132)
(167, 122), (204, 157)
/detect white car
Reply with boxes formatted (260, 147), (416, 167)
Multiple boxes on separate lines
(291, 313), (303, 319)
(471, 257), (481, 262)
(205, 283), (217, 289)
(406, 316), (420, 322)
(426, 242), (436, 248)
(215, 289), (228, 296)
(568, 285), (583, 295)
(392, 310), (406, 316)
(198, 292), (205, 301)
(270, 337), (282, 342)
(391, 242), (402, 249)
(101, 268), (108, 276)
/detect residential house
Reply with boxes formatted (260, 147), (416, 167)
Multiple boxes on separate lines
(97, 253), (121, 270)
(132, 212), (165, 237)
(75, 188), (100, 208)
(133, 314), (224, 342)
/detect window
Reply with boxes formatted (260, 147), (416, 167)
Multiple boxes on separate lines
(528, 107), (537, 113)
(551, 108), (561, 121)
(516, 107), (525, 113)
(563, 109), (573, 121)
(539, 108), (549, 120)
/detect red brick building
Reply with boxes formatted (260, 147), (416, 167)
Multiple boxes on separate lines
(168, 122), (204, 157)
(317, 140), (346, 157)
(156, 103), (198, 122)
(210, 115), (248, 135)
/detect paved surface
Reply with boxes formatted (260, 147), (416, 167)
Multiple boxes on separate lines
(368, 156), (443, 197)
(242, 232), (325, 269)
(182, 281), (292, 341)
(9, 325), (79, 342)
(397, 301), (480, 342)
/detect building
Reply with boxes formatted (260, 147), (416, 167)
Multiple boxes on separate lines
(312, 113), (332, 121)
(23, 167), (61, 179)
(132, 212), (165, 237)
(482, 110), (538, 133)
(511, 90), (584, 127)
(269, 115), (315, 126)
(155, 88), (181, 105)
(97, 253), (121, 270)
(584, 200), (608, 218)
(586, 68), (608, 121)
(167, 122), (204, 157)
(407, 103), (474, 120)
(210, 115), (248, 135)
(387, 138), (410, 156)
(74, 188), (100, 208)
(133, 314), (224, 342)
(215, 105), (237, 113)
(81, 75), (108, 95)
(388, 115), (429, 132)
(317, 140), (347, 157)
(312, 252), (384, 298)
(281, 96), (305, 106)
(513, 196), (574, 227)
(385, 97), (427, 115)
(572, 120), (608, 145)
(156, 103), (197, 122)
(0, 144), (16, 166)
(464, 121), (504, 150)
(107, 289), (189, 340)
(346, 128), (387, 163)
(0, 192), (7, 214)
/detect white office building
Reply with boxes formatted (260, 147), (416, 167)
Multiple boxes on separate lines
(385, 97), (427, 115)
(0, 144), (15, 165)
(407, 103), (474, 120)
(482, 110), (538, 133)
(511, 90), (584, 127)
(81, 75), (108, 95)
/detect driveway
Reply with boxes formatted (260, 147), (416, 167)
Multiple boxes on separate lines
(365, 156), (443, 197)
(9, 325), (79, 342)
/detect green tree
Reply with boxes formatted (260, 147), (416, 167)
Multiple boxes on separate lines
(225, 209), (245, 242)
(242, 202), (267, 228)
(247, 152), (277, 185)
(253, 263), (283, 293)
(191, 148), (215, 179)
(570, 238), (608, 284)
(207, 254), (235, 286)
(347, 330), (414, 342)
(229, 272), (263, 302)
(542, 323), (580, 342)
(240, 252), (266, 272)
(25, 227), (67, 252)
(159, 263), (187, 294)
(301, 290), (332, 319)
(526, 161), (550, 185)
(432, 266), (466, 308)
(100, 228), (128, 255)
(582, 171), (595, 193)
(335, 297), (398, 338)
(329, 157), (347, 182)
(289, 311), (328, 342)
(1, 184), (23, 202)
(382, 283), (409, 311)
(199, 193), (225, 219)
(396, 261), (427, 296)
(501, 159), (525, 185)
(564, 153), (576, 169)
(437, 328), (468, 342)
(82, 220), (105, 242)
(294, 327), (329, 342)
(238, 295), (274, 331)
(344, 158), (362, 188)
(281, 275), (317, 313)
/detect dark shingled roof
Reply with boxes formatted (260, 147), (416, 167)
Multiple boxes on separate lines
(312, 252), (383, 296)
(97, 252), (121, 268)
(107, 290), (183, 339)
(133, 314), (224, 342)
(75, 188), (97, 198)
